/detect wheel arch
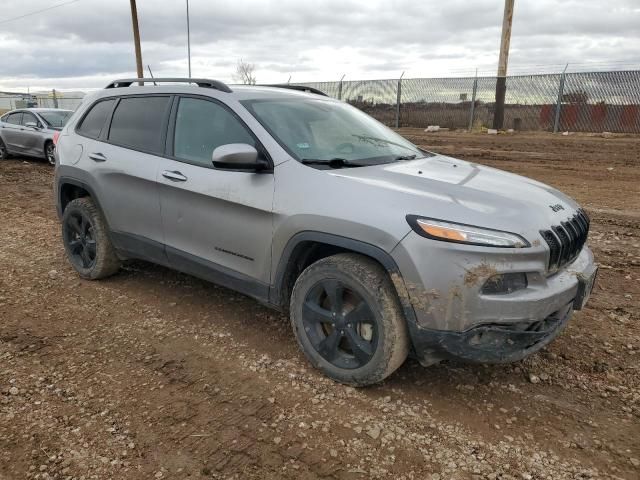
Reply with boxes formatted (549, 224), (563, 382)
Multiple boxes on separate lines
(44, 138), (54, 160)
(270, 231), (417, 324)
(57, 177), (109, 228)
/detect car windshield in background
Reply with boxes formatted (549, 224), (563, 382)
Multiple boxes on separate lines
(38, 110), (72, 128)
(242, 98), (431, 167)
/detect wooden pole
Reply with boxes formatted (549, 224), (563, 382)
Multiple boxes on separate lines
(186, 0), (191, 78)
(492, 0), (514, 130)
(129, 0), (144, 83)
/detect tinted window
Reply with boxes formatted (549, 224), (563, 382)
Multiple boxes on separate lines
(173, 97), (256, 166)
(78, 99), (115, 139)
(5, 112), (22, 125)
(109, 96), (170, 154)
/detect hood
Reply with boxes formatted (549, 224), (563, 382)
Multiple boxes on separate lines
(328, 154), (580, 237)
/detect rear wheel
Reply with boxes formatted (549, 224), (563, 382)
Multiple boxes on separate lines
(45, 141), (55, 165)
(290, 253), (409, 386)
(0, 139), (7, 160)
(62, 197), (121, 279)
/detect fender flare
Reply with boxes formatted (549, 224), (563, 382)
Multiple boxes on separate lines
(56, 176), (109, 228)
(269, 231), (417, 324)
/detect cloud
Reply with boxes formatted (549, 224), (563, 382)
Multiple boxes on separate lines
(0, 0), (638, 90)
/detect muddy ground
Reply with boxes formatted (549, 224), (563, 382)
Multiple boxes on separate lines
(0, 131), (638, 480)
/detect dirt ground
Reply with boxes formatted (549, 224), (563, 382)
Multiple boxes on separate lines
(1, 130), (638, 480)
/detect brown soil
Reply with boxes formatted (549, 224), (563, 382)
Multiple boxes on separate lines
(1, 130), (639, 479)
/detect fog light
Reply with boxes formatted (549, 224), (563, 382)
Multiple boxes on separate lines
(481, 273), (528, 295)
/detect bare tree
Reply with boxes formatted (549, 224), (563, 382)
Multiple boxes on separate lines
(233, 59), (257, 85)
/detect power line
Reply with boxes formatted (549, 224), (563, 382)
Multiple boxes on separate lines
(0, 0), (82, 26)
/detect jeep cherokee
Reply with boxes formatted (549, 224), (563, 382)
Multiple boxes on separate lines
(54, 78), (597, 386)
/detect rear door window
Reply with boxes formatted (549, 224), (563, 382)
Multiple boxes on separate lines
(5, 112), (23, 125)
(77, 99), (115, 139)
(108, 96), (171, 154)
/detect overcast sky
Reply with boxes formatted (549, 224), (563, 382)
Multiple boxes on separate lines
(1, 0), (639, 91)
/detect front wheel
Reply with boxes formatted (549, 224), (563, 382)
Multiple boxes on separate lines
(290, 253), (409, 386)
(45, 141), (56, 165)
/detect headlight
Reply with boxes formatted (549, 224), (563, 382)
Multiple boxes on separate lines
(406, 216), (529, 248)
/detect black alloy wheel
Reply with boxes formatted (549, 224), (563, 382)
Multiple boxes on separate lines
(291, 253), (410, 386)
(63, 210), (97, 270)
(302, 279), (378, 370)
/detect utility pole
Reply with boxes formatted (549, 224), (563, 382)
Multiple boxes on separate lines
(129, 0), (144, 83)
(186, 0), (192, 78)
(492, 0), (514, 130)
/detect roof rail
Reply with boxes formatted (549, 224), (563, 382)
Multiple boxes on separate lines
(264, 84), (328, 97)
(105, 78), (232, 93)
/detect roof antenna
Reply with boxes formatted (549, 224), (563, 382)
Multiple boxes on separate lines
(147, 65), (157, 86)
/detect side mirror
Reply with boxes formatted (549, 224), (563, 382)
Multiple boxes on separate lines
(25, 122), (40, 129)
(211, 143), (269, 172)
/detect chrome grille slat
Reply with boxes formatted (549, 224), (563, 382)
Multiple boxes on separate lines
(540, 210), (590, 272)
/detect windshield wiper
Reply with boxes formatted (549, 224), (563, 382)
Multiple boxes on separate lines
(301, 158), (361, 168)
(352, 134), (419, 152)
(395, 154), (417, 160)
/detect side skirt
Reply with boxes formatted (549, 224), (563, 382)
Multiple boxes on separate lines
(110, 231), (272, 305)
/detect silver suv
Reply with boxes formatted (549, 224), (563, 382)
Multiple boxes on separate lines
(54, 78), (597, 386)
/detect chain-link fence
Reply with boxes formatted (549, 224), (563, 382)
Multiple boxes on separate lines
(297, 70), (640, 133)
(2, 71), (639, 133)
(0, 92), (85, 115)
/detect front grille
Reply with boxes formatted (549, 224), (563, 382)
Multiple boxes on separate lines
(540, 209), (590, 271)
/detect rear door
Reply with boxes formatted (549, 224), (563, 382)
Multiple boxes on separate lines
(157, 95), (275, 296)
(77, 95), (172, 264)
(1, 112), (24, 153)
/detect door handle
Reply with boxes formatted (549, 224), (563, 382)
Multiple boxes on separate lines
(89, 152), (107, 162)
(162, 170), (188, 182)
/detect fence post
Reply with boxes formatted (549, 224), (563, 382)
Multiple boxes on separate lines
(468, 71), (478, 131)
(395, 71), (404, 129)
(553, 64), (568, 133)
(337, 74), (345, 100)
(52, 89), (59, 109)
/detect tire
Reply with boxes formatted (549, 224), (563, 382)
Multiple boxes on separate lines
(290, 253), (409, 386)
(45, 141), (55, 166)
(0, 138), (7, 161)
(61, 197), (121, 280)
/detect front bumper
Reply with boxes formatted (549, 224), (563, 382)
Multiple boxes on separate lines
(409, 302), (572, 364)
(391, 231), (596, 364)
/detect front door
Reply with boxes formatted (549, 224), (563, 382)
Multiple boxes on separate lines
(20, 111), (44, 157)
(158, 96), (275, 298)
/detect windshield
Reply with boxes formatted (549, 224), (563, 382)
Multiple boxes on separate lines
(38, 110), (72, 128)
(241, 98), (430, 166)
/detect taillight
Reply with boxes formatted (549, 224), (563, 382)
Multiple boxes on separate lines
(53, 132), (60, 145)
